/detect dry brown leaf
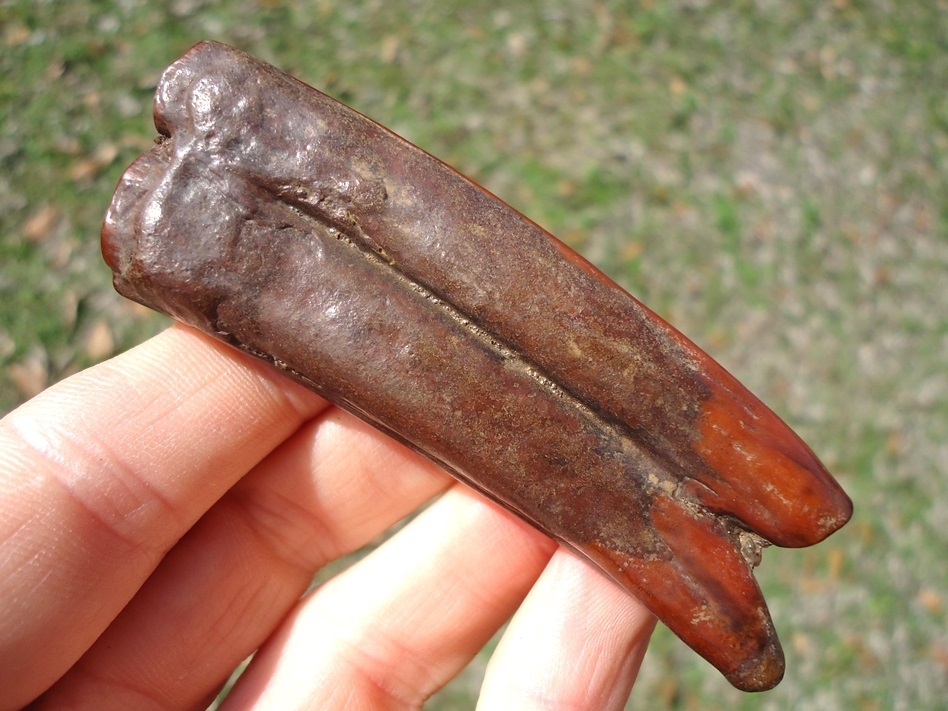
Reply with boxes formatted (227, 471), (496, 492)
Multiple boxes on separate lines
(8, 350), (49, 399)
(23, 206), (60, 243)
(84, 320), (114, 361)
(0, 331), (14, 361)
(69, 142), (119, 182)
(4, 23), (30, 48)
(917, 588), (942, 613)
(60, 290), (79, 331)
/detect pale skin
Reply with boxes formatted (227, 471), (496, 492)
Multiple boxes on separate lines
(0, 325), (655, 710)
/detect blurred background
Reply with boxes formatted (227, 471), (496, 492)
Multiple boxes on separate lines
(1, 1), (945, 708)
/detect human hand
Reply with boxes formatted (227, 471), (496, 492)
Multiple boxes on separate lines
(0, 325), (655, 710)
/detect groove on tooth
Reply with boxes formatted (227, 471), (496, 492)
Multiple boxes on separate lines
(101, 41), (852, 693)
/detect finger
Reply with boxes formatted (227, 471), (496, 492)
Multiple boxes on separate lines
(32, 408), (452, 710)
(477, 549), (657, 711)
(0, 325), (326, 709)
(221, 486), (559, 711)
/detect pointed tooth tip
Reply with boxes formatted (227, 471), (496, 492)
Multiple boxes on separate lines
(630, 495), (788, 691)
(692, 374), (853, 547)
(727, 635), (785, 692)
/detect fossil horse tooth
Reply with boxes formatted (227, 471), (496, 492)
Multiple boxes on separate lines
(101, 41), (852, 692)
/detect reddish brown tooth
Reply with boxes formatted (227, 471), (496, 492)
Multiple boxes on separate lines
(691, 374), (853, 547)
(588, 489), (786, 692)
(101, 41), (852, 692)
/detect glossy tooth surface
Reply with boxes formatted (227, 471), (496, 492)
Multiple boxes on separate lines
(102, 42), (852, 692)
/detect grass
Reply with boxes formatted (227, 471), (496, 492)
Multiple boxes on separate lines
(2, 0), (947, 708)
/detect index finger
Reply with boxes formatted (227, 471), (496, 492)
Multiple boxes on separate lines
(0, 324), (326, 709)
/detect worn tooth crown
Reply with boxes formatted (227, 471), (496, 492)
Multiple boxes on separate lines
(102, 41), (852, 692)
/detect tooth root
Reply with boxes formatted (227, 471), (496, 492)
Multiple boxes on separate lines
(586, 488), (785, 692)
(101, 41), (852, 692)
(691, 374), (853, 547)
(649, 493), (785, 690)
